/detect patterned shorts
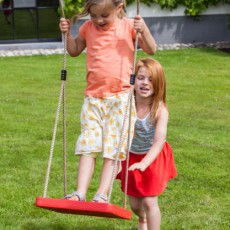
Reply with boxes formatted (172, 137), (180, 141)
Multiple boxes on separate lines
(75, 92), (136, 160)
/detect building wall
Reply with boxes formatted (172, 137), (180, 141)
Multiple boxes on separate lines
(71, 3), (230, 44)
(143, 14), (230, 44)
(126, 3), (230, 44)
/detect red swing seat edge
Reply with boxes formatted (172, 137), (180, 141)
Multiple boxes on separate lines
(35, 197), (132, 220)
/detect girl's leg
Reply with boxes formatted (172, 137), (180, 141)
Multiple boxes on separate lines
(95, 158), (118, 202)
(142, 196), (161, 230)
(129, 196), (147, 230)
(69, 155), (95, 201)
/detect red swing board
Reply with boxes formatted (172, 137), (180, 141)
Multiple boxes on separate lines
(35, 197), (132, 220)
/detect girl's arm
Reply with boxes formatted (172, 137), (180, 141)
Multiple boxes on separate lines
(59, 18), (86, 57)
(129, 105), (168, 172)
(133, 15), (156, 55)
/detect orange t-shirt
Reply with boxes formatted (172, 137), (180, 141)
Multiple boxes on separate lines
(79, 17), (136, 97)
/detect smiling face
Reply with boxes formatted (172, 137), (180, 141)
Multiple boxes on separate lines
(134, 58), (167, 119)
(135, 66), (154, 99)
(89, 1), (123, 30)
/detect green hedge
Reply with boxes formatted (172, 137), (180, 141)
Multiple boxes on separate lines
(60, 0), (230, 18)
(127, 0), (230, 17)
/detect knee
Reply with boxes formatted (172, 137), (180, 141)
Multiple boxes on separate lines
(145, 203), (159, 213)
(142, 197), (159, 212)
(131, 204), (142, 214)
(130, 201), (143, 214)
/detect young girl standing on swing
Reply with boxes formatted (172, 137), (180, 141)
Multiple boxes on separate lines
(59, 0), (156, 202)
(117, 58), (177, 229)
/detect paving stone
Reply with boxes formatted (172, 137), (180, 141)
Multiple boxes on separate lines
(0, 41), (229, 57)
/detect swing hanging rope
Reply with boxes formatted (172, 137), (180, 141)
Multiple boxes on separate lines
(107, 0), (140, 208)
(43, 0), (67, 198)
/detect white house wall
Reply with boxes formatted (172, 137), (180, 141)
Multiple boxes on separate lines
(71, 3), (230, 44)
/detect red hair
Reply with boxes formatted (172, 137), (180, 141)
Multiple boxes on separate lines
(135, 58), (167, 120)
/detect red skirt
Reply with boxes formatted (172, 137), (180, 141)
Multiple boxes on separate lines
(117, 142), (177, 197)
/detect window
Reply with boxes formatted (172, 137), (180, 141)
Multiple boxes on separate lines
(0, 0), (61, 43)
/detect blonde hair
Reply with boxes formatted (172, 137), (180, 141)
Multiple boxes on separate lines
(73, 0), (126, 21)
(135, 58), (167, 121)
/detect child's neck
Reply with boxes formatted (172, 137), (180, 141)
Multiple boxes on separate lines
(136, 104), (151, 119)
(135, 97), (152, 119)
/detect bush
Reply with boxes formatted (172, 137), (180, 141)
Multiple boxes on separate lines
(60, 0), (230, 18)
(127, 0), (230, 17)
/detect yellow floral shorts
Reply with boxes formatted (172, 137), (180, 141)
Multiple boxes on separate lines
(75, 92), (136, 160)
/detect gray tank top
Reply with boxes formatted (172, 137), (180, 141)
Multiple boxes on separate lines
(130, 113), (155, 154)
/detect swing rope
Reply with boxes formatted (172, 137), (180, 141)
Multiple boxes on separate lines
(124, 0), (140, 209)
(108, 0), (140, 209)
(43, 0), (67, 198)
(61, 0), (68, 198)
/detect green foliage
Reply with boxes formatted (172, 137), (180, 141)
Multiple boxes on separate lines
(129, 0), (230, 17)
(59, 0), (230, 18)
(182, 0), (229, 17)
(58, 0), (230, 28)
(58, 0), (84, 18)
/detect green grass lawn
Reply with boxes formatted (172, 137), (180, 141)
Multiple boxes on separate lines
(0, 48), (229, 230)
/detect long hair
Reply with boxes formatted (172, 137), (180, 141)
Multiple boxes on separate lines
(73, 0), (126, 22)
(135, 58), (167, 121)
